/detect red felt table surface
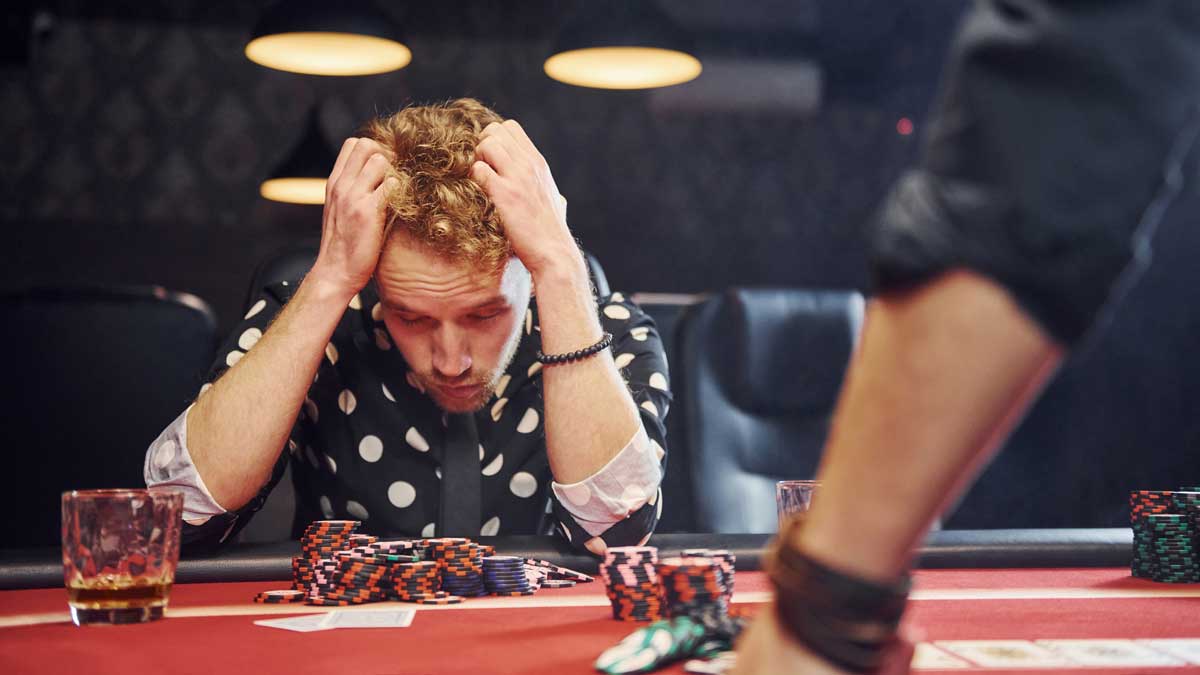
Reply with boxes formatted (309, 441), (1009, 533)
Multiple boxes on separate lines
(1, 569), (1198, 674)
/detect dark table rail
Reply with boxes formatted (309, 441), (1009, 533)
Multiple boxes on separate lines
(0, 528), (1132, 591)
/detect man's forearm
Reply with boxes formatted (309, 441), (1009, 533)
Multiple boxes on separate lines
(188, 274), (357, 510)
(797, 269), (1064, 582)
(534, 257), (642, 484)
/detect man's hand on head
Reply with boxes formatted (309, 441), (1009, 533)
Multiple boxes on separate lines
(470, 120), (582, 280)
(309, 137), (399, 300)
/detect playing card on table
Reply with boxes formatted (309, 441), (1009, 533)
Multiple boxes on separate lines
(253, 613), (334, 633)
(910, 643), (971, 670)
(321, 608), (416, 629)
(935, 640), (1073, 668)
(1037, 639), (1186, 667)
(1138, 639), (1200, 665)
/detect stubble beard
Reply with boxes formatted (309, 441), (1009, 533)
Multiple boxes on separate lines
(423, 319), (525, 414)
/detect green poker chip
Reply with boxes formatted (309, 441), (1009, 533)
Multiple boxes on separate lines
(594, 617), (707, 674)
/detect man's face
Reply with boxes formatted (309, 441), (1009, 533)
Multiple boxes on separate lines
(374, 233), (531, 413)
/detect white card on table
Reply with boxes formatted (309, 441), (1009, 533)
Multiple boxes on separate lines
(1037, 639), (1186, 667)
(321, 608), (416, 629)
(253, 613), (334, 633)
(1138, 639), (1200, 665)
(910, 643), (972, 670)
(935, 640), (1072, 668)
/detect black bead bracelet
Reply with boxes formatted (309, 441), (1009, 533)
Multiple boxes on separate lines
(536, 332), (613, 366)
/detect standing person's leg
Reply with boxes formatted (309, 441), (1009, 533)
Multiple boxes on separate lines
(734, 270), (1061, 675)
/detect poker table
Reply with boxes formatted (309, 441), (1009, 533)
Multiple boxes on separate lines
(2, 529), (1198, 674)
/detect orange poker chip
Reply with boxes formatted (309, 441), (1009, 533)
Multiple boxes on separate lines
(253, 590), (306, 604)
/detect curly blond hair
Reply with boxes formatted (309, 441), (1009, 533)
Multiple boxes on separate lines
(362, 98), (511, 274)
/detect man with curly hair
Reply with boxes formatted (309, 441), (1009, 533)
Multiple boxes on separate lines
(144, 99), (669, 554)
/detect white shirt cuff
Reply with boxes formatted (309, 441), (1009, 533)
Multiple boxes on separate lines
(551, 425), (665, 537)
(144, 404), (228, 526)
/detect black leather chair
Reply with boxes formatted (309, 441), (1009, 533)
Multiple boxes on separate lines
(676, 288), (865, 533)
(0, 286), (217, 547)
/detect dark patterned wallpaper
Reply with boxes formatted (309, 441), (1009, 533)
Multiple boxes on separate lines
(4, 1), (1198, 529)
(1, 0), (951, 326)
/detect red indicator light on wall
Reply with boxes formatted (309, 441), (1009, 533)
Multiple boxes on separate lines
(896, 118), (914, 136)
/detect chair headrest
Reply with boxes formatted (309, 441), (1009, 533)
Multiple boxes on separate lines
(709, 288), (864, 415)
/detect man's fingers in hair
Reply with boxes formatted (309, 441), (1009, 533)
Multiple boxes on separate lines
(501, 119), (541, 160)
(475, 126), (519, 176)
(327, 138), (360, 197)
(470, 160), (501, 193)
(373, 176), (400, 241)
(352, 153), (391, 198)
(336, 139), (388, 197)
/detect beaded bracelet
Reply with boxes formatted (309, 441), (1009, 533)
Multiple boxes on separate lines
(536, 332), (613, 366)
(765, 516), (912, 673)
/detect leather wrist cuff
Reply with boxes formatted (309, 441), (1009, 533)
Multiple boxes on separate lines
(765, 516), (912, 673)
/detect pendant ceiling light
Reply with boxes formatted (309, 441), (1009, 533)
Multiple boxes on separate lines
(261, 106), (337, 205)
(246, 0), (411, 76)
(545, 0), (701, 90)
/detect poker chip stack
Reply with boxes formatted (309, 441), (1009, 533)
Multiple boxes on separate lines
(305, 555), (394, 605)
(482, 555), (538, 596)
(682, 549), (736, 603)
(1175, 491), (1200, 535)
(267, 522), (593, 608)
(1130, 490), (1200, 583)
(601, 546), (664, 622)
(391, 561), (455, 603)
(301, 520), (361, 561)
(656, 557), (729, 619)
(348, 533), (378, 547)
(1140, 514), (1198, 583)
(425, 538), (488, 597)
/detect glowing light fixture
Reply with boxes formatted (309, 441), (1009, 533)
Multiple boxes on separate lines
(261, 106), (337, 205)
(545, 1), (701, 90)
(246, 0), (411, 76)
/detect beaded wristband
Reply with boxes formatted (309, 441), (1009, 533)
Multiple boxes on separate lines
(536, 332), (613, 366)
(765, 516), (912, 673)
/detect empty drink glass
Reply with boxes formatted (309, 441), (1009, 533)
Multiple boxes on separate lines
(775, 480), (820, 528)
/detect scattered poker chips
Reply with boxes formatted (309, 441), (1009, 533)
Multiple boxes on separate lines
(265, 520), (591, 609)
(595, 615), (708, 674)
(602, 546), (663, 622)
(1130, 489), (1200, 583)
(525, 557), (595, 583)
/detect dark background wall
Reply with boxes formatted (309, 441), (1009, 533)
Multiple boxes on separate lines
(3, 0), (1197, 530)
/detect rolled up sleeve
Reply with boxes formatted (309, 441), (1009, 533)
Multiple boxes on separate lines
(548, 292), (671, 554)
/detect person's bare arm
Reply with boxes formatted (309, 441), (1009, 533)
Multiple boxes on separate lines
(188, 138), (397, 510)
(471, 120), (642, 484)
(734, 269), (1063, 675)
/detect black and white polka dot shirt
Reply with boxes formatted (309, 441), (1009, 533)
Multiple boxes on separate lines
(145, 280), (671, 553)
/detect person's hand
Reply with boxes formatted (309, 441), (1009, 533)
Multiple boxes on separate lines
(309, 137), (398, 298)
(470, 120), (579, 278)
(732, 601), (916, 675)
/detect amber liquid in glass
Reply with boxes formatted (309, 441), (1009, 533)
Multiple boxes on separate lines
(67, 582), (172, 610)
